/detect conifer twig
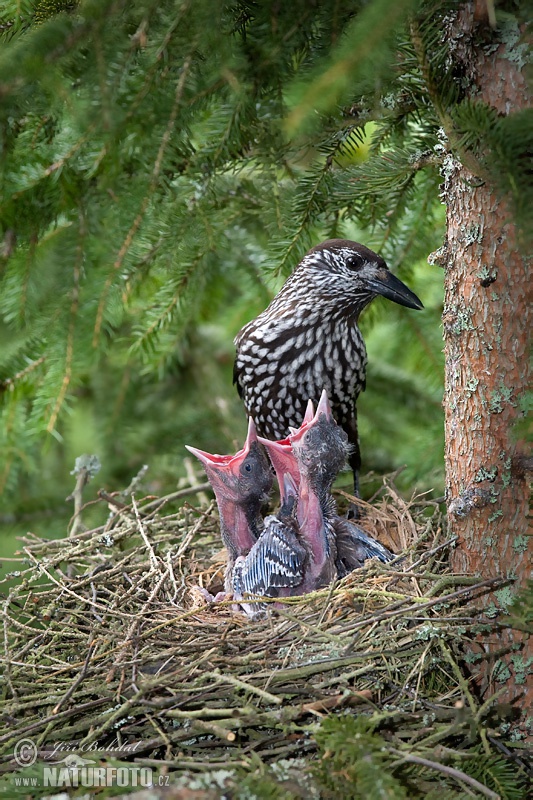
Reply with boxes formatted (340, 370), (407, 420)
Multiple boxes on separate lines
(66, 455), (101, 537)
(93, 49), (196, 346)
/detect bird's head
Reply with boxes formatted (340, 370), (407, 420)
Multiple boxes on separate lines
(257, 399), (314, 498)
(301, 239), (423, 313)
(290, 390), (350, 490)
(185, 417), (273, 507)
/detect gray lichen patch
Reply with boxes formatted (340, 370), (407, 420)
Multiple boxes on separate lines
(489, 383), (515, 413)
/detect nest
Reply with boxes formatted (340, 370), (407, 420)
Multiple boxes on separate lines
(0, 479), (529, 798)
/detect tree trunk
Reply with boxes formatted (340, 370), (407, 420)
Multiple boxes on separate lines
(439, 5), (532, 726)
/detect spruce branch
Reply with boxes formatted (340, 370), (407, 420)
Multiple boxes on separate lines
(409, 14), (492, 184)
(92, 46), (196, 347)
(0, 356), (47, 391)
(285, 0), (417, 136)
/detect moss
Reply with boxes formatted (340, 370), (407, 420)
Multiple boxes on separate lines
(464, 377), (479, 396)
(463, 222), (483, 246)
(500, 19), (529, 68)
(477, 265), (498, 287)
(451, 307), (475, 334)
(489, 384), (515, 414)
(414, 624), (442, 641)
(464, 650), (483, 664)
(485, 602), (499, 619)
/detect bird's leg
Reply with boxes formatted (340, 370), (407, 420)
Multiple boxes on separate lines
(344, 415), (362, 519)
(347, 454), (361, 520)
(349, 447), (361, 499)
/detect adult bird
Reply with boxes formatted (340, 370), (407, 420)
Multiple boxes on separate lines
(185, 417), (273, 593)
(234, 239), (423, 496)
(260, 390), (393, 577)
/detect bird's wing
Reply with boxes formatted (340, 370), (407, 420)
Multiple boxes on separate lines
(232, 357), (244, 395)
(232, 321), (254, 394)
(232, 515), (307, 600)
(335, 517), (393, 576)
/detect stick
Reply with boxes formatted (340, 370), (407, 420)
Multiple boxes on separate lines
(138, 482), (213, 512)
(52, 637), (97, 715)
(203, 671), (283, 706)
(388, 749), (500, 799)
(132, 494), (159, 570)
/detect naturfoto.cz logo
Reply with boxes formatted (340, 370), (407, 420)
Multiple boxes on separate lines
(12, 738), (168, 790)
(42, 764), (154, 789)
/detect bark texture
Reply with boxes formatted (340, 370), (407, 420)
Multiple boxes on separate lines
(440, 5), (532, 725)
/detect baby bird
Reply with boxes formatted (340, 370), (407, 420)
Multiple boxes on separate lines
(260, 390), (393, 579)
(231, 475), (308, 618)
(186, 417), (273, 593)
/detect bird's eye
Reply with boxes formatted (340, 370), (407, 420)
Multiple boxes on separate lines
(243, 461), (253, 473)
(346, 254), (363, 271)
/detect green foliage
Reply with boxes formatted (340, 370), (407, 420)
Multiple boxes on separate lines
(0, 0), (528, 520)
(452, 101), (533, 238)
(458, 752), (528, 800)
(312, 714), (529, 800)
(314, 716), (408, 799)
(0, 0), (35, 40)
(285, 0), (421, 136)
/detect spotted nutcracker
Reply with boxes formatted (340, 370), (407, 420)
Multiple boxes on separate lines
(234, 239), (423, 495)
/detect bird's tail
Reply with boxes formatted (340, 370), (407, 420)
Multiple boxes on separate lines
(347, 523), (394, 563)
(335, 516), (394, 576)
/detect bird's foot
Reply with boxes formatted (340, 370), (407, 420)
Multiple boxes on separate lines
(346, 502), (361, 521)
(189, 585), (229, 609)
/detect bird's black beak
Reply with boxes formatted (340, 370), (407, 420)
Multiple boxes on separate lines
(366, 270), (424, 310)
